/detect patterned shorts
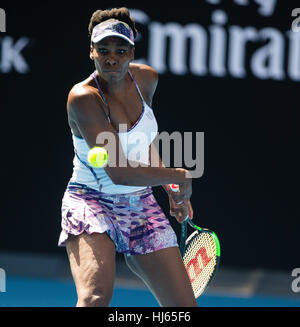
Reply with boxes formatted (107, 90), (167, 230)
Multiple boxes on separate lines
(58, 182), (178, 256)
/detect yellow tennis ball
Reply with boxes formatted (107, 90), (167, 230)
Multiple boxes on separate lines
(87, 147), (108, 168)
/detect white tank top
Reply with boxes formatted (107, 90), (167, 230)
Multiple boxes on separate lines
(69, 70), (158, 194)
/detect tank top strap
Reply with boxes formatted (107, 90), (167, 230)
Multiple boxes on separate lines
(91, 71), (111, 123)
(128, 70), (145, 103)
(91, 70), (145, 122)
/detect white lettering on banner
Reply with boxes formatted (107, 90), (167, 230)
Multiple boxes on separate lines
(130, 5), (300, 82)
(256, 0), (277, 17)
(228, 26), (257, 78)
(0, 268), (5, 292)
(0, 36), (30, 73)
(291, 268), (300, 293)
(250, 28), (285, 80)
(209, 10), (227, 77)
(206, 0), (277, 16)
(148, 22), (207, 76)
(291, 8), (300, 33)
(233, 0), (248, 6)
(0, 8), (6, 32)
(287, 31), (300, 80)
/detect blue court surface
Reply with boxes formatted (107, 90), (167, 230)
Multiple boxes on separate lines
(0, 275), (300, 307)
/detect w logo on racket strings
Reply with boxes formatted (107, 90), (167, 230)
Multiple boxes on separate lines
(186, 247), (212, 283)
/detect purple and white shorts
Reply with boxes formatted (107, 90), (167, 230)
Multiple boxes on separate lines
(58, 182), (178, 256)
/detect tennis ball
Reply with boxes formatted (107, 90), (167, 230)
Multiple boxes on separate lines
(87, 147), (108, 168)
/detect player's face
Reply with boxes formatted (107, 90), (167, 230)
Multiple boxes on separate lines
(90, 37), (134, 83)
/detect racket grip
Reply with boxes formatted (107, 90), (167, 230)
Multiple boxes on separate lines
(169, 184), (183, 205)
(169, 184), (180, 192)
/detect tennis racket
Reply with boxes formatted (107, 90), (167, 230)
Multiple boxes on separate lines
(169, 184), (221, 298)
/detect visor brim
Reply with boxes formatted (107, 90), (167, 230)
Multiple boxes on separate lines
(92, 32), (134, 46)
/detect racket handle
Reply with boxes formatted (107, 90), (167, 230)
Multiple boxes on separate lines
(169, 185), (195, 229)
(180, 218), (188, 256)
(169, 184), (183, 205)
(169, 184), (180, 192)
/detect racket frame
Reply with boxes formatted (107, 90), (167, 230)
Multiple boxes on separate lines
(185, 218), (221, 257)
(168, 184), (221, 296)
(180, 217), (221, 297)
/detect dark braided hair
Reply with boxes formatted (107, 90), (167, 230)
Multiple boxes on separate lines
(88, 7), (138, 40)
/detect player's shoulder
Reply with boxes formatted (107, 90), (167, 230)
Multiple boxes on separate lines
(129, 63), (159, 84)
(67, 79), (100, 118)
(68, 78), (98, 107)
(129, 63), (159, 100)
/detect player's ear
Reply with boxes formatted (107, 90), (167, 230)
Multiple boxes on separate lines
(129, 46), (135, 62)
(90, 44), (95, 60)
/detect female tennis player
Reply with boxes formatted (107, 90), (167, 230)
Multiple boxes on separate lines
(58, 7), (197, 307)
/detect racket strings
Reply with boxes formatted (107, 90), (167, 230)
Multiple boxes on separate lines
(183, 232), (217, 297)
